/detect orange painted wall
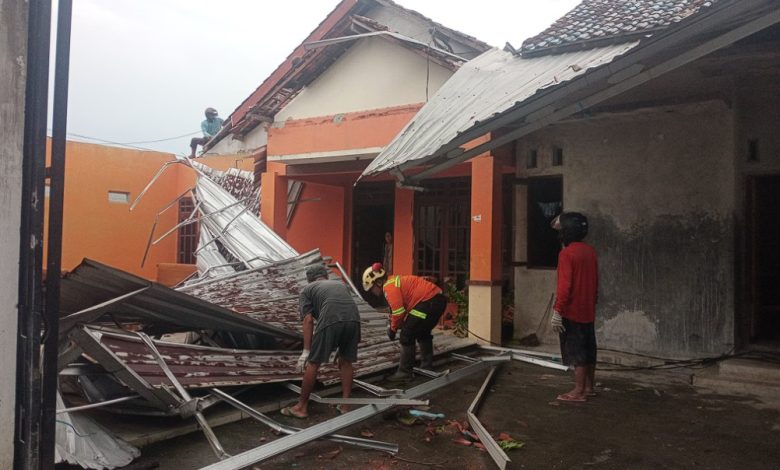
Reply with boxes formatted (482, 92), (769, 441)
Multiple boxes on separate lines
(44, 140), (179, 279)
(268, 104), (423, 156)
(286, 181), (347, 264)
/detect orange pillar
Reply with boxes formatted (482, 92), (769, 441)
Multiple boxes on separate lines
(393, 186), (415, 275)
(468, 154), (502, 345)
(260, 170), (288, 239)
(341, 184), (352, 274)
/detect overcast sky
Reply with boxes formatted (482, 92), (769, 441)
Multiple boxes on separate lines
(60, 0), (580, 156)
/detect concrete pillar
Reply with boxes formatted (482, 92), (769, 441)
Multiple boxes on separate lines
(341, 184), (352, 273)
(393, 186), (415, 274)
(468, 155), (502, 345)
(260, 169), (288, 239)
(0, 1), (27, 466)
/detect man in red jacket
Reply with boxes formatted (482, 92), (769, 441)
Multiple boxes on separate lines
(551, 212), (598, 402)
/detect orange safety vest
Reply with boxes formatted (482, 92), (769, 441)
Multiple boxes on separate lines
(382, 275), (441, 331)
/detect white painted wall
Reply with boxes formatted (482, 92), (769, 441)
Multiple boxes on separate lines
(0, 0), (26, 466)
(275, 36), (453, 122)
(205, 123), (267, 156)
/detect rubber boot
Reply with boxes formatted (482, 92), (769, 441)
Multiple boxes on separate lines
(387, 342), (415, 382)
(418, 338), (434, 370)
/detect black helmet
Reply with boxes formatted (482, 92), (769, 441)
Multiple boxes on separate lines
(558, 212), (588, 245)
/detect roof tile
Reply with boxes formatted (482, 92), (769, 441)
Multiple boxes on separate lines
(522, 0), (719, 55)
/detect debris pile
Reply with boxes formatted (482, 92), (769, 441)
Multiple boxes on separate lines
(55, 158), (472, 468)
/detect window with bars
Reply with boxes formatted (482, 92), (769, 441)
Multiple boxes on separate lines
(414, 178), (470, 288)
(177, 197), (198, 264)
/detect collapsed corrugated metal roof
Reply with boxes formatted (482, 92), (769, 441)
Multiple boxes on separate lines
(60, 258), (300, 341)
(360, 42), (638, 177)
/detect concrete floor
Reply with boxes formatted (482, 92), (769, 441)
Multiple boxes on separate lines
(99, 359), (780, 470)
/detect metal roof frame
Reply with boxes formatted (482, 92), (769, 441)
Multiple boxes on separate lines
(199, 355), (511, 470)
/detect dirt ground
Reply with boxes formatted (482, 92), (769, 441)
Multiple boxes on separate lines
(110, 360), (780, 470)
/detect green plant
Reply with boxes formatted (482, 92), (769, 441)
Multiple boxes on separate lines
(444, 281), (469, 338)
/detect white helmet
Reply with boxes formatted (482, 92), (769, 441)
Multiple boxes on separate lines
(362, 262), (386, 291)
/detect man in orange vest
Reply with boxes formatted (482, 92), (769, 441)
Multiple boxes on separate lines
(363, 263), (447, 382)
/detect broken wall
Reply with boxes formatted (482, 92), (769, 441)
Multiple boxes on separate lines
(0, 0), (27, 465)
(514, 102), (736, 357)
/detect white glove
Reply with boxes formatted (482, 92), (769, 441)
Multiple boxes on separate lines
(551, 311), (565, 334)
(296, 350), (310, 373)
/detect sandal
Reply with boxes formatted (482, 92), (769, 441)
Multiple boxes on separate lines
(556, 393), (586, 403)
(280, 406), (308, 419)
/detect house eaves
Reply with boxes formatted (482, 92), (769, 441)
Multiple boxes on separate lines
(360, 0), (780, 183)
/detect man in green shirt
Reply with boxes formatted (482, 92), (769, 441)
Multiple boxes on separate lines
(189, 107), (223, 157)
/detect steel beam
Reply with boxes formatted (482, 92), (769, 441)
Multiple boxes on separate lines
(209, 388), (398, 454)
(283, 383), (428, 406)
(353, 379), (403, 397)
(467, 366), (510, 470)
(200, 357), (508, 469)
(136, 333), (229, 460)
(413, 367), (450, 378)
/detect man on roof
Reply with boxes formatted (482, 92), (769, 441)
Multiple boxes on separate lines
(363, 263), (447, 382)
(189, 107), (223, 158)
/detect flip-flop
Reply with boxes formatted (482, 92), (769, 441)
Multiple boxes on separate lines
(335, 404), (350, 415)
(556, 393), (587, 403)
(280, 406), (308, 419)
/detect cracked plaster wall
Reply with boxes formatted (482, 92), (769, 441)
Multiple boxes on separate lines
(514, 101), (736, 357)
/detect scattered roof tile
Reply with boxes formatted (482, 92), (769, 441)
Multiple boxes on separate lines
(522, 0), (718, 56)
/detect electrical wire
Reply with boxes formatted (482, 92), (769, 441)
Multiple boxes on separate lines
(48, 129), (193, 156)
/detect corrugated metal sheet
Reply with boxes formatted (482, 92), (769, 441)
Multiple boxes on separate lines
(194, 176), (298, 270)
(66, 251), (471, 399)
(361, 43), (638, 177)
(60, 258), (300, 341)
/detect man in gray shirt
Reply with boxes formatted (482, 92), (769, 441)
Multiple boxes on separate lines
(281, 264), (361, 418)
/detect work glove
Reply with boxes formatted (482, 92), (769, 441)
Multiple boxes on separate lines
(296, 349), (310, 373)
(387, 327), (396, 341)
(551, 311), (565, 334)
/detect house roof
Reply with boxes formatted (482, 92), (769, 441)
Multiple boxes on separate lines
(207, 0), (489, 149)
(361, 0), (778, 183)
(522, 0), (719, 56)
(361, 43), (638, 177)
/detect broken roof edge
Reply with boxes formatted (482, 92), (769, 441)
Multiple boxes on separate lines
(360, 0), (774, 181)
(176, 249), (323, 291)
(61, 258), (302, 341)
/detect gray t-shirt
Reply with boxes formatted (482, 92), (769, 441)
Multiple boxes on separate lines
(299, 280), (360, 333)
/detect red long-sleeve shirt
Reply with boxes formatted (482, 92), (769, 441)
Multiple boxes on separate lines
(554, 242), (598, 323)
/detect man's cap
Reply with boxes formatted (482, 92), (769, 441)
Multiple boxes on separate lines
(306, 264), (329, 282)
(205, 107), (218, 115)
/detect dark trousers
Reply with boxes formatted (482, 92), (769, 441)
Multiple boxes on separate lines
(190, 136), (209, 156)
(399, 294), (447, 345)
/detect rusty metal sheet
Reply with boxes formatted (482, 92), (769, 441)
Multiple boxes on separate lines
(59, 258), (300, 341)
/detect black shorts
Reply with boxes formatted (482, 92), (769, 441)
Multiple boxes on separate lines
(559, 318), (597, 366)
(308, 321), (361, 364)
